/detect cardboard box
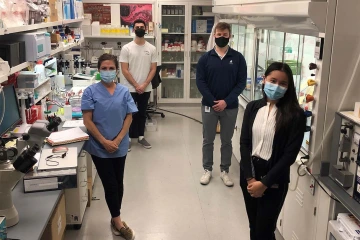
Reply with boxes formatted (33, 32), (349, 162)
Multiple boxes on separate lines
(49, 0), (62, 22)
(87, 177), (93, 207)
(51, 33), (61, 43)
(41, 193), (66, 240)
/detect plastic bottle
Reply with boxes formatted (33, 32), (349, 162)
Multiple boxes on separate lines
(55, 72), (65, 89)
(64, 101), (72, 120)
(120, 25), (125, 35)
(125, 25), (129, 35)
(34, 60), (46, 83)
(129, 24), (134, 36)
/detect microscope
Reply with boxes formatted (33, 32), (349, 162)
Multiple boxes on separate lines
(0, 117), (61, 227)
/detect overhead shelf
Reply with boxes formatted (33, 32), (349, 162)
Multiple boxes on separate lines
(84, 35), (154, 39)
(10, 62), (31, 75)
(62, 18), (84, 24)
(34, 90), (52, 104)
(0, 19), (84, 36)
(50, 39), (84, 55)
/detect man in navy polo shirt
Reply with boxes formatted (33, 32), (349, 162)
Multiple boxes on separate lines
(196, 22), (247, 187)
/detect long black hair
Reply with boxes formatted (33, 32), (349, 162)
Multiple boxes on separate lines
(263, 62), (303, 132)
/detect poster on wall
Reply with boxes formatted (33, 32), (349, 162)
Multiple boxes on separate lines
(120, 4), (153, 26)
(83, 3), (111, 24)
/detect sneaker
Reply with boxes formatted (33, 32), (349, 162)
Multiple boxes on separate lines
(119, 221), (135, 240)
(200, 170), (212, 185)
(110, 219), (120, 236)
(220, 171), (234, 187)
(110, 220), (135, 240)
(138, 138), (151, 149)
(128, 141), (132, 152)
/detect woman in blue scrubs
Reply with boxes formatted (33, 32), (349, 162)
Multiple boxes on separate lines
(81, 53), (138, 240)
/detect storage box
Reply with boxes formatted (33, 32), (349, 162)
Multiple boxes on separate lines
(41, 193), (66, 240)
(51, 33), (61, 43)
(87, 177), (93, 207)
(0, 41), (26, 67)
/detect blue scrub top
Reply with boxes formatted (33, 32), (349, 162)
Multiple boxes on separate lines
(81, 82), (138, 158)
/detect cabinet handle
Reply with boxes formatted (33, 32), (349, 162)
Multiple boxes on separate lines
(80, 180), (87, 187)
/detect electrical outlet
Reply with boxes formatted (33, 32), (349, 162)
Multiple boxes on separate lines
(310, 178), (315, 195)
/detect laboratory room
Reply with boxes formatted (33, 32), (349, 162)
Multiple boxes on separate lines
(1, 0), (360, 240)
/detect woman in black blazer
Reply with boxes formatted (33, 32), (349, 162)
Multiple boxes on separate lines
(240, 62), (306, 240)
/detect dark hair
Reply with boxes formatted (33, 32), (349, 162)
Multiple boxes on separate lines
(133, 19), (146, 28)
(215, 22), (231, 35)
(264, 62), (302, 132)
(97, 53), (119, 70)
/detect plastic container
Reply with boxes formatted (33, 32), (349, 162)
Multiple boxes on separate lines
(34, 60), (46, 83)
(64, 104), (72, 120)
(55, 72), (65, 89)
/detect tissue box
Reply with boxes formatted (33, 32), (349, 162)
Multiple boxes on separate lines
(0, 217), (6, 240)
(355, 102), (360, 118)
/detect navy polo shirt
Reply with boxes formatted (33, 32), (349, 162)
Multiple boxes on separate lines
(196, 47), (247, 109)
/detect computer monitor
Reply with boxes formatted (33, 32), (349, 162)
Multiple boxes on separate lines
(0, 85), (21, 136)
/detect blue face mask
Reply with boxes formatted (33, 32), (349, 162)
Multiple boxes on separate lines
(100, 70), (116, 83)
(263, 82), (287, 100)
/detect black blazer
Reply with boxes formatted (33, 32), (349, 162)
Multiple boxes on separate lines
(240, 98), (306, 187)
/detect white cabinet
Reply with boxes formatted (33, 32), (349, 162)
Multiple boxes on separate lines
(157, 2), (215, 103)
(86, 151), (97, 186)
(65, 150), (88, 228)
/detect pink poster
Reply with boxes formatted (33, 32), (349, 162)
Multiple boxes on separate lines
(120, 4), (153, 26)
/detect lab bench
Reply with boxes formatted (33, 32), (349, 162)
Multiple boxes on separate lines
(6, 140), (92, 240)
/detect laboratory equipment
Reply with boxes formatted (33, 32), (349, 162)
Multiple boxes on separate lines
(0, 116), (61, 227)
(0, 85), (21, 137)
(72, 73), (95, 88)
(16, 72), (41, 88)
(325, 112), (360, 196)
(327, 214), (360, 240)
(0, 144), (40, 227)
(0, 41), (26, 67)
(2, 32), (50, 61)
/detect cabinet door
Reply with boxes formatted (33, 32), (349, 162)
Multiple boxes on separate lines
(188, 4), (215, 102)
(241, 26), (256, 102)
(159, 3), (188, 103)
(297, 36), (317, 153)
(254, 29), (269, 100)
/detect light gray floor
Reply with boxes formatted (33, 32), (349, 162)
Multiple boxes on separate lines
(64, 106), (283, 240)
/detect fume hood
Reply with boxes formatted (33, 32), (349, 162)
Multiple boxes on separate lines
(212, 0), (327, 36)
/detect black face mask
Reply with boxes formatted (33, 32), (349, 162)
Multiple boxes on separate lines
(135, 29), (146, 38)
(215, 37), (229, 48)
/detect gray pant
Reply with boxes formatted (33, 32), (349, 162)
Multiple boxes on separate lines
(202, 106), (238, 172)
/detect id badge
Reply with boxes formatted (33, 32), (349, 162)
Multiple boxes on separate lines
(205, 106), (211, 113)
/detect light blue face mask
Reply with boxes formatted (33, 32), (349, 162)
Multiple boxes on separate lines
(263, 82), (287, 100)
(100, 70), (116, 83)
